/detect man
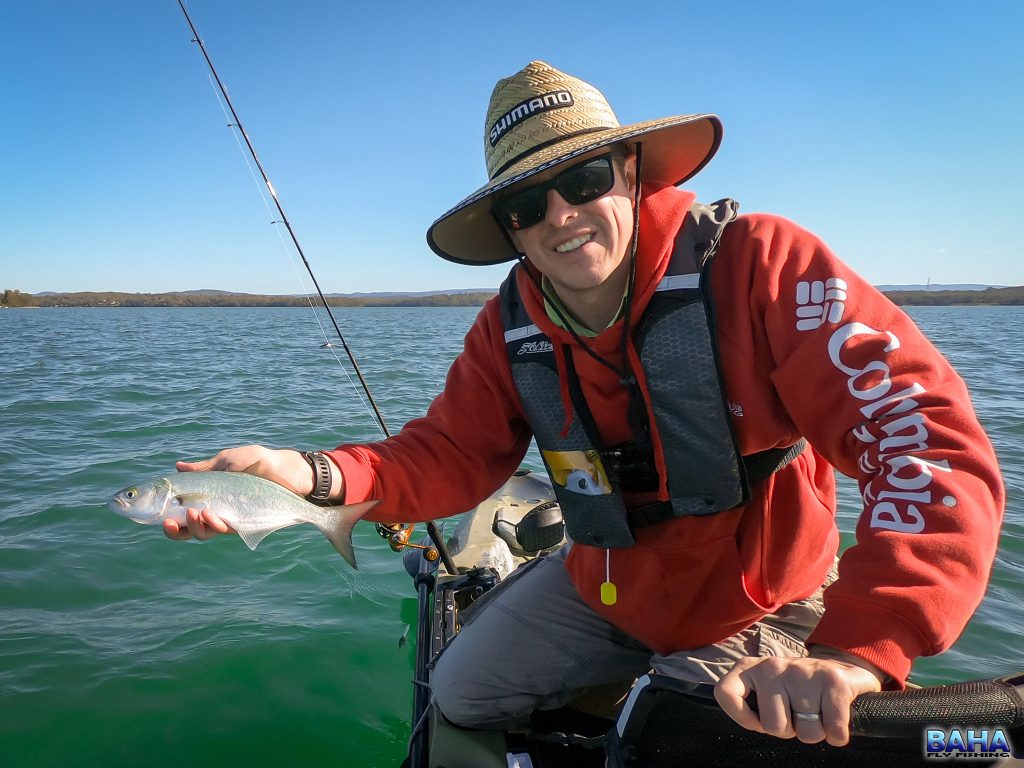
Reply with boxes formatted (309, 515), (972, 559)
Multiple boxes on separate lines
(168, 61), (1004, 748)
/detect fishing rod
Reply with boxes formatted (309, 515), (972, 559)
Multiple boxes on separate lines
(176, 0), (457, 576)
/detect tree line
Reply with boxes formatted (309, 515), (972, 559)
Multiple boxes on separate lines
(3, 286), (1023, 308)
(2, 289), (36, 307)
(882, 286), (1024, 306)
(1, 290), (497, 308)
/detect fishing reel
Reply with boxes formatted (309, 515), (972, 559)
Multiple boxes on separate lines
(376, 522), (439, 561)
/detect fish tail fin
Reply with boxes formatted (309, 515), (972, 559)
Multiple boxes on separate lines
(311, 499), (379, 569)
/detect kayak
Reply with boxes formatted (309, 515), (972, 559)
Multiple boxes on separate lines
(399, 469), (1024, 767)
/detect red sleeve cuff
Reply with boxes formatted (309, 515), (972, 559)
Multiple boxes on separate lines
(324, 447), (389, 521)
(806, 601), (936, 688)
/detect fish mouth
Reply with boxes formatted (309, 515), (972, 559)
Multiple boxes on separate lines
(109, 495), (156, 523)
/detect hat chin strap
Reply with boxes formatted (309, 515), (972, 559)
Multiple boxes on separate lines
(622, 141), (644, 346)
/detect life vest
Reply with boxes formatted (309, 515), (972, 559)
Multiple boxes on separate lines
(499, 198), (804, 548)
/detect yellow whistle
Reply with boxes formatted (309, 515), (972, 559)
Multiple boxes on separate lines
(600, 581), (618, 606)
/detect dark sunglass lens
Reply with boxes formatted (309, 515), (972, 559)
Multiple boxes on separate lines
(495, 155), (616, 230)
(557, 159), (614, 205)
(497, 185), (548, 230)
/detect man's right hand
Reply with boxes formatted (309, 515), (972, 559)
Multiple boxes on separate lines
(163, 445), (315, 542)
(177, 445), (314, 494)
(163, 507), (237, 541)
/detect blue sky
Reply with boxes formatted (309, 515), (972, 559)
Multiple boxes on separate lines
(1, 1), (1021, 294)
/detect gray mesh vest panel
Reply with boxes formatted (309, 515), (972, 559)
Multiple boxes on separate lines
(636, 286), (746, 516)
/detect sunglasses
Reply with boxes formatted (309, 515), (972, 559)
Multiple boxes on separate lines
(493, 153), (618, 231)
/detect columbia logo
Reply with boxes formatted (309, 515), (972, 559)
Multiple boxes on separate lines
(517, 340), (554, 355)
(796, 278), (848, 331)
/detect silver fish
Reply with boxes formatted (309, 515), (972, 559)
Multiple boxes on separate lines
(108, 471), (378, 568)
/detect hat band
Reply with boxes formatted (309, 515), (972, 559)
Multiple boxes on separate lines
(490, 125), (616, 179)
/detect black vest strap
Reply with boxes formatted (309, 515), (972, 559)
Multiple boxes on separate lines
(744, 439), (807, 487)
(626, 440), (807, 529)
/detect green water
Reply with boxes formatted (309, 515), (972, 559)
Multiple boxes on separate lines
(1, 305), (1021, 767)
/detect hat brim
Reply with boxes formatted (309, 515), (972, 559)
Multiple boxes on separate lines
(427, 114), (722, 266)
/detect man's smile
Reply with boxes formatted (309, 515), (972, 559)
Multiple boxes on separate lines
(555, 233), (593, 253)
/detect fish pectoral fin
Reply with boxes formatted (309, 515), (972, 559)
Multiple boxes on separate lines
(236, 524), (291, 552)
(173, 493), (209, 511)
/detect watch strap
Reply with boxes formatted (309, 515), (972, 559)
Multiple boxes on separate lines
(302, 451), (333, 504)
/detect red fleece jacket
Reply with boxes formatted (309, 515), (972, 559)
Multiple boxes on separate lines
(328, 186), (1003, 684)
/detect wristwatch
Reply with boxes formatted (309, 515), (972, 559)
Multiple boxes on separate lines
(302, 451), (333, 505)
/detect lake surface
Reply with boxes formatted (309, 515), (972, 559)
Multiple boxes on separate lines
(1, 305), (1021, 767)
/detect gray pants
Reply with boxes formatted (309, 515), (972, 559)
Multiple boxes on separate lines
(431, 547), (829, 729)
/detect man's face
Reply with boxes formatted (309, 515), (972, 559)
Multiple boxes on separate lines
(508, 153), (637, 310)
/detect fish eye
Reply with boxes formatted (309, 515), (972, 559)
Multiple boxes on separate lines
(126, 488), (138, 499)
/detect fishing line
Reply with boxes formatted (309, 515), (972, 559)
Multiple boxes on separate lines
(176, 0), (456, 574)
(206, 75), (384, 437)
(177, 0), (389, 437)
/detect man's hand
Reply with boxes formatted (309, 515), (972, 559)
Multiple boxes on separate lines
(163, 506), (237, 541)
(163, 445), (314, 542)
(176, 445), (314, 493)
(714, 650), (885, 746)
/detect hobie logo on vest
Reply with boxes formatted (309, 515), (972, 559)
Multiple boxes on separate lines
(489, 91), (574, 146)
(925, 727), (1013, 759)
(517, 340), (554, 355)
(796, 278), (847, 331)
(827, 322), (953, 534)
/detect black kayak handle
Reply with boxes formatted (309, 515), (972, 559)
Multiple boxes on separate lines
(739, 672), (1024, 736)
(608, 673), (1024, 767)
(849, 672), (1024, 738)
(619, 671), (1024, 739)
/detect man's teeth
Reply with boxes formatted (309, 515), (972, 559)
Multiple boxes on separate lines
(555, 234), (592, 253)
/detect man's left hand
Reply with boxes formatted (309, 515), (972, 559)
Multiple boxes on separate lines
(713, 650), (885, 746)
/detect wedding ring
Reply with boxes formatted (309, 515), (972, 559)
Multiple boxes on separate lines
(793, 711), (822, 721)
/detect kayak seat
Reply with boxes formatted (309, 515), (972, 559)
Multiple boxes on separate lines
(493, 500), (566, 557)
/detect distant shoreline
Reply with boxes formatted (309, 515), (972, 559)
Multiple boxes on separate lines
(2, 286), (1022, 308)
(883, 285), (1023, 307)
(0, 290), (497, 309)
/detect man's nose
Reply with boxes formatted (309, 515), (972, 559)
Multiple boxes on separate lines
(544, 188), (578, 226)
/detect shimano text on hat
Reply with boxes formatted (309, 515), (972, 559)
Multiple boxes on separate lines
(489, 91), (574, 147)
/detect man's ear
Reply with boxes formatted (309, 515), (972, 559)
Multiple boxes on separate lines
(622, 153), (638, 196)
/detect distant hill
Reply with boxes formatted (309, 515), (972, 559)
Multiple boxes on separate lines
(7, 285), (1023, 308)
(12, 289), (497, 308)
(326, 289), (495, 298)
(881, 285), (1022, 306)
(170, 288), (259, 296)
(875, 283), (1004, 292)
(30, 288), (493, 300)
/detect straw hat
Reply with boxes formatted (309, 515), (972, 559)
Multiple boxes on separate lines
(426, 60), (723, 265)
